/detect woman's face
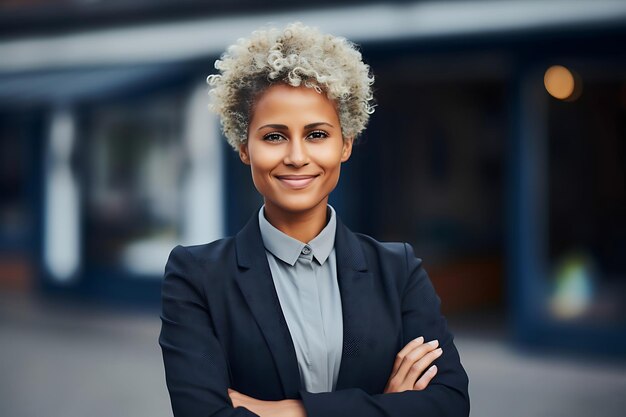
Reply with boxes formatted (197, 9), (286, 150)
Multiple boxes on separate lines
(240, 83), (353, 216)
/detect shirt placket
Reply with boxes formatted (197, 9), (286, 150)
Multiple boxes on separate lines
(296, 245), (328, 392)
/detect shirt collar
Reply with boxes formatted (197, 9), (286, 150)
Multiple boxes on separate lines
(258, 204), (337, 266)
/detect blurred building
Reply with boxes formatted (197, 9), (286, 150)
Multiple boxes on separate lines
(0, 0), (624, 354)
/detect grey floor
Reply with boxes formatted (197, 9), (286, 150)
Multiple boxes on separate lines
(1, 292), (625, 417)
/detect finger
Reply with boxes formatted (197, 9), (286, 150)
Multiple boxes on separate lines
(394, 340), (439, 383)
(413, 365), (438, 391)
(404, 348), (443, 386)
(392, 336), (424, 375)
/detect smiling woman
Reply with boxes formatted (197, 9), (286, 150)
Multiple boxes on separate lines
(241, 84), (352, 243)
(159, 22), (469, 417)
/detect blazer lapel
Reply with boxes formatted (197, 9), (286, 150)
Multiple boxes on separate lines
(334, 216), (374, 390)
(234, 213), (301, 398)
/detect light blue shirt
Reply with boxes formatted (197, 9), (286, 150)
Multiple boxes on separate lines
(258, 205), (343, 393)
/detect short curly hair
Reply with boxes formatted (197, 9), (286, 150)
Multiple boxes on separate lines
(206, 22), (375, 150)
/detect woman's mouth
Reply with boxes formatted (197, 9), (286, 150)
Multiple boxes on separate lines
(276, 174), (319, 189)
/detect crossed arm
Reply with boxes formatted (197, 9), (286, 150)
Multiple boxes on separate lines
(159, 244), (469, 417)
(228, 336), (443, 416)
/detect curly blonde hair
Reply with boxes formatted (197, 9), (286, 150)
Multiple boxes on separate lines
(206, 22), (375, 150)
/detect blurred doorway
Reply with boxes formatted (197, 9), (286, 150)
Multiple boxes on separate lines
(0, 110), (43, 292)
(345, 53), (509, 314)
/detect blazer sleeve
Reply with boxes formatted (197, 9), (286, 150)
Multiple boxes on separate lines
(299, 243), (470, 417)
(159, 245), (258, 417)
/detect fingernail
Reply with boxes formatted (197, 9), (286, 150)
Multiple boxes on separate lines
(428, 339), (439, 347)
(435, 348), (443, 355)
(414, 336), (424, 343)
(429, 365), (437, 373)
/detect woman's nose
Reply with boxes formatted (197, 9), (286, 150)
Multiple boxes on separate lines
(284, 139), (309, 167)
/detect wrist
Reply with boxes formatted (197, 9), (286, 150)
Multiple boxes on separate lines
(281, 399), (306, 417)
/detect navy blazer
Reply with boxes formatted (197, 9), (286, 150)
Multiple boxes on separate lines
(159, 210), (469, 417)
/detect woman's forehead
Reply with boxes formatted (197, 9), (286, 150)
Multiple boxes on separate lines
(250, 84), (339, 126)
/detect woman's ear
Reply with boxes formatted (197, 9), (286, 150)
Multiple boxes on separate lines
(239, 143), (251, 165)
(341, 137), (354, 162)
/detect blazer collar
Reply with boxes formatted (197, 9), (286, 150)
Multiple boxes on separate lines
(234, 212), (302, 398)
(333, 212), (368, 273)
(235, 210), (270, 269)
(329, 213), (373, 390)
(234, 207), (372, 396)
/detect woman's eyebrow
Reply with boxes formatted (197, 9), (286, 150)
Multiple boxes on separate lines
(304, 122), (334, 129)
(257, 122), (334, 131)
(257, 123), (289, 131)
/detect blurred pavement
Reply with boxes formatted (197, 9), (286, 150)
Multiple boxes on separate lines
(1, 292), (625, 417)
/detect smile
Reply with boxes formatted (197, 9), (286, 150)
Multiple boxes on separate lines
(275, 175), (319, 189)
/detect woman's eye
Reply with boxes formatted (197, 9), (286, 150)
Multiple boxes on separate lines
(307, 130), (328, 140)
(263, 133), (285, 142)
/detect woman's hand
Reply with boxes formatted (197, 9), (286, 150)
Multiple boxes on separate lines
(384, 336), (442, 393)
(228, 388), (306, 417)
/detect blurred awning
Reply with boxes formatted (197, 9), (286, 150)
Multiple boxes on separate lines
(0, 64), (185, 106)
(0, 0), (625, 72)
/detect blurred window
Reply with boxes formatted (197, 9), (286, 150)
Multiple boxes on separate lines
(83, 92), (185, 276)
(547, 69), (626, 324)
(0, 112), (34, 247)
(345, 62), (508, 313)
(0, 111), (38, 290)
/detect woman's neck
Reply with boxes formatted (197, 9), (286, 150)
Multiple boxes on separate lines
(262, 200), (329, 243)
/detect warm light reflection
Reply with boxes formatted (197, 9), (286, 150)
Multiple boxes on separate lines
(544, 65), (576, 100)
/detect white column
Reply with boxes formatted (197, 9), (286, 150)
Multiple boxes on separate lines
(182, 82), (224, 245)
(44, 107), (81, 282)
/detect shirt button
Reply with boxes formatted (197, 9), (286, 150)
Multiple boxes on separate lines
(301, 245), (312, 255)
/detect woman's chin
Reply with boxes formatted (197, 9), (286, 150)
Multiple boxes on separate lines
(264, 195), (329, 214)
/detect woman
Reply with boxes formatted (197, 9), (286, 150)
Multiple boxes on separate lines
(159, 23), (469, 417)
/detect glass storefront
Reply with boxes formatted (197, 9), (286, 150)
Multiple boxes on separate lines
(83, 93), (186, 277)
(546, 66), (626, 328)
(0, 111), (42, 290)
